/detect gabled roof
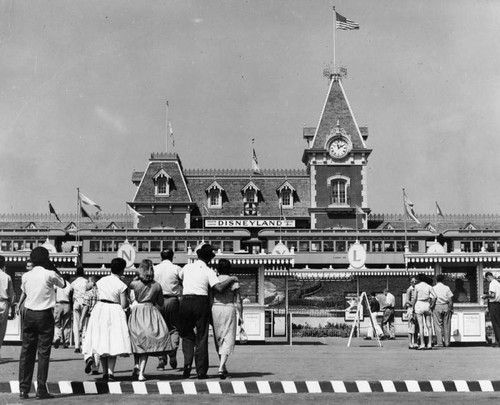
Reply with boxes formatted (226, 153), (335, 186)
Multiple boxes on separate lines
(277, 180), (295, 192)
(242, 181), (260, 193)
(152, 168), (171, 181)
(310, 76), (366, 151)
(206, 180), (224, 192)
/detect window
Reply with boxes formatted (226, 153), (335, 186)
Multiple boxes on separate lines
(472, 242), (483, 252)
(311, 241), (321, 252)
(151, 241), (161, 252)
(1, 241), (12, 251)
(175, 241), (186, 252)
(153, 169), (171, 196)
(323, 241), (334, 252)
(245, 188), (256, 203)
(299, 241), (310, 252)
(163, 241), (173, 251)
(187, 240), (198, 252)
(332, 180), (347, 205)
(336, 241), (346, 252)
(287, 241), (298, 252)
(102, 241), (114, 252)
(89, 241), (100, 252)
(206, 181), (224, 208)
(396, 241), (405, 252)
(242, 181), (260, 203)
(277, 181), (295, 208)
(223, 241), (234, 253)
(138, 241), (149, 252)
(408, 241), (419, 252)
(211, 241), (221, 252)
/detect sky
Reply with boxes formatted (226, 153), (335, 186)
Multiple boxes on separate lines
(1, 0), (500, 216)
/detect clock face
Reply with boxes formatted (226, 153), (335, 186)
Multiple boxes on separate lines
(329, 138), (349, 158)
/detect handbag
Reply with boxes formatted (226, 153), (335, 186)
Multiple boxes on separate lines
(239, 325), (248, 344)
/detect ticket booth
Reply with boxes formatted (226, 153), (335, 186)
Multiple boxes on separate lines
(2, 249), (79, 342)
(187, 245), (295, 342)
(405, 248), (500, 343)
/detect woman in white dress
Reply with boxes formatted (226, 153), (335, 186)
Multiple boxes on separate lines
(211, 259), (242, 379)
(82, 258), (131, 380)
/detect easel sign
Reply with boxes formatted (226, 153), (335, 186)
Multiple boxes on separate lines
(344, 293), (364, 321)
(347, 291), (382, 348)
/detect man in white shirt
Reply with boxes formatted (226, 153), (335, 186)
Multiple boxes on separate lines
(71, 267), (88, 353)
(154, 249), (183, 370)
(53, 274), (73, 349)
(432, 274), (454, 347)
(18, 247), (65, 400)
(483, 272), (500, 347)
(0, 255), (15, 359)
(381, 288), (396, 339)
(178, 244), (238, 379)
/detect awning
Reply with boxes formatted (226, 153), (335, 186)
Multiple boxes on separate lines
(406, 252), (500, 264)
(265, 267), (434, 280)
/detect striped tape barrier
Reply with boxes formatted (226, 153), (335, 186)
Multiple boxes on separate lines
(3, 380), (500, 395)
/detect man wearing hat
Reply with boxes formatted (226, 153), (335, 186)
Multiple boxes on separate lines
(178, 244), (238, 379)
(18, 246), (66, 400)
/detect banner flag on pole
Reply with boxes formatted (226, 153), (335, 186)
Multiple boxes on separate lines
(80, 205), (94, 222)
(48, 201), (62, 222)
(335, 11), (360, 30)
(126, 204), (144, 218)
(168, 120), (175, 148)
(79, 191), (102, 211)
(355, 205), (365, 215)
(202, 203), (210, 216)
(251, 139), (262, 175)
(403, 190), (421, 224)
(436, 201), (444, 217)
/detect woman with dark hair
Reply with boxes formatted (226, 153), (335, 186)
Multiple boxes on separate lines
(211, 258), (242, 379)
(128, 259), (172, 381)
(82, 258), (131, 380)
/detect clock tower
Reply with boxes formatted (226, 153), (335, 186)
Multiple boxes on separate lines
(302, 73), (372, 230)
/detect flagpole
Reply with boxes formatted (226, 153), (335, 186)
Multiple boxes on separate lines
(125, 203), (129, 241)
(333, 6), (336, 73)
(402, 188), (408, 252)
(166, 101), (169, 153)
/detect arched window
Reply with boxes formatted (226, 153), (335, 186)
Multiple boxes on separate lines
(153, 169), (171, 196)
(331, 179), (347, 205)
(209, 188), (221, 207)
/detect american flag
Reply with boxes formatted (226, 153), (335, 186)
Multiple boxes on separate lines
(336, 12), (360, 30)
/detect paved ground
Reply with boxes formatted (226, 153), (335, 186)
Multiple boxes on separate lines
(1, 337), (500, 402)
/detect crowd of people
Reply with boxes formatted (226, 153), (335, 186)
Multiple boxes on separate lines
(3, 243), (243, 400)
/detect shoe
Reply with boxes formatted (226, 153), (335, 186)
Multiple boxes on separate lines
(197, 374), (208, 380)
(103, 373), (109, 381)
(169, 357), (178, 370)
(182, 366), (192, 379)
(363, 337), (372, 340)
(218, 371), (226, 380)
(53, 338), (60, 349)
(157, 359), (165, 370)
(92, 370), (100, 375)
(417, 346), (425, 350)
(63, 343), (69, 349)
(19, 391), (29, 399)
(138, 375), (146, 382)
(85, 358), (94, 374)
(108, 374), (115, 381)
(36, 392), (55, 400)
(74, 348), (81, 353)
(389, 337), (396, 340)
(132, 367), (139, 379)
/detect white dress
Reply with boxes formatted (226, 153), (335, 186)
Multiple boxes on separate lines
(82, 274), (131, 357)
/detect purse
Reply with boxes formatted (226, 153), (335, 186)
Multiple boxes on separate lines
(239, 326), (248, 344)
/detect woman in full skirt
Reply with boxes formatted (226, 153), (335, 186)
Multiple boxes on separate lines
(128, 259), (173, 381)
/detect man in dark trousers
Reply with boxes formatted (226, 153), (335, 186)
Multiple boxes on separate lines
(178, 244), (238, 379)
(18, 247), (66, 400)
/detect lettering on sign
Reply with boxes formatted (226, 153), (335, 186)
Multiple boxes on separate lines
(205, 219), (295, 228)
(117, 242), (136, 268)
(347, 242), (366, 269)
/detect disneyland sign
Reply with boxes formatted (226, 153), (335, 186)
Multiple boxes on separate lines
(205, 219), (296, 228)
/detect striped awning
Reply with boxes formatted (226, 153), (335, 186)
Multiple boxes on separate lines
(406, 252), (500, 264)
(2, 251), (79, 264)
(265, 267), (434, 280)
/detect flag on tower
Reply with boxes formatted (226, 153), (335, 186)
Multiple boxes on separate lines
(436, 201), (444, 217)
(168, 120), (175, 147)
(48, 201), (61, 222)
(335, 11), (360, 30)
(403, 190), (420, 224)
(79, 191), (102, 211)
(126, 204), (144, 218)
(252, 139), (262, 174)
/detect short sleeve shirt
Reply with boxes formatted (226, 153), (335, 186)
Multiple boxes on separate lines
(180, 260), (220, 296)
(97, 274), (127, 303)
(22, 266), (65, 310)
(71, 277), (88, 303)
(415, 282), (436, 301)
(489, 278), (500, 303)
(433, 282), (453, 305)
(153, 260), (183, 296)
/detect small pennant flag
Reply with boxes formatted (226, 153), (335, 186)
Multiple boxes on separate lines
(403, 190), (420, 224)
(202, 203), (210, 216)
(335, 11), (360, 30)
(355, 205), (365, 215)
(436, 201), (444, 217)
(79, 191), (102, 211)
(80, 205), (94, 222)
(279, 203), (287, 221)
(48, 201), (62, 222)
(252, 148), (262, 175)
(126, 204), (144, 218)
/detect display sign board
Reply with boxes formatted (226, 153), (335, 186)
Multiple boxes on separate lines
(117, 242), (136, 268)
(347, 241), (367, 269)
(205, 219), (295, 228)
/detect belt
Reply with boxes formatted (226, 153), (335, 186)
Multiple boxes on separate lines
(99, 299), (119, 304)
(56, 301), (70, 304)
(182, 295), (208, 298)
(163, 294), (179, 298)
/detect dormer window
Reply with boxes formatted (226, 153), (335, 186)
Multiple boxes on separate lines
(206, 181), (224, 209)
(242, 181), (260, 203)
(277, 181), (295, 209)
(153, 169), (171, 196)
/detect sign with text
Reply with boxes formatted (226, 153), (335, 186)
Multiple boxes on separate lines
(205, 219), (295, 228)
(347, 241), (367, 269)
(117, 242), (136, 268)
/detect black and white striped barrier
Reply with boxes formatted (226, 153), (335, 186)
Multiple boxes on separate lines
(4, 380), (500, 395)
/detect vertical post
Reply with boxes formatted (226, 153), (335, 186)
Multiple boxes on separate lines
(333, 6), (336, 73)
(402, 188), (408, 253)
(166, 101), (169, 153)
(285, 268), (290, 344)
